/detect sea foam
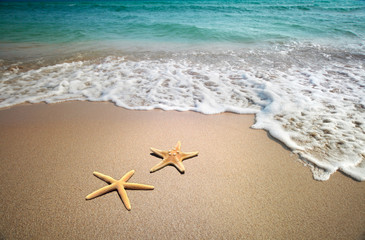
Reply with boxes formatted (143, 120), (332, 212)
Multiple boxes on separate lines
(1, 43), (364, 181)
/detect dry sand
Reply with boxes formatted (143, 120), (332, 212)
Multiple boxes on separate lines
(0, 101), (364, 240)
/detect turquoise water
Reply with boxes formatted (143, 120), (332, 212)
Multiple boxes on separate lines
(1, 0), (364, 45)
(1, 0), (365, 181)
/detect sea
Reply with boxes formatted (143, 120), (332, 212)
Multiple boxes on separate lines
(0, 0), (364, 181)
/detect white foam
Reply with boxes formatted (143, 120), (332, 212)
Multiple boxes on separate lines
(1, 44), (364, 181)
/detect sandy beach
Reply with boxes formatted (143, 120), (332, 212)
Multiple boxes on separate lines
(0, 101), (364, 240)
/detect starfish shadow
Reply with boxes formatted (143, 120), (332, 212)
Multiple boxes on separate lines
(150, 152), (162, 159)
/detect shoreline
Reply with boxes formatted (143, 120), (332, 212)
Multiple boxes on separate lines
(0, 101), (364, 239)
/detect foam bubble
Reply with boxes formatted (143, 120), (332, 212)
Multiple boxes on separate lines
(1, 43), (364, 181)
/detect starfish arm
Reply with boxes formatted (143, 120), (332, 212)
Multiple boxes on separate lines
(174, 161), (185, 174)
(150, 160), (170, 173)
(116, 185), (131, 210)
(124, 182), (154, 190)
(181, 151), (199, 160)
(85, 184), (116, 200)
(150, 147), (168, 158)
(121, 170), (135, 182)
(175, 141), (181, 151)
(93, 171), (116, 184)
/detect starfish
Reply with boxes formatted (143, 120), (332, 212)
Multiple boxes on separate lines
(150, 141), (199, 174)
(85, 170), (154, 210)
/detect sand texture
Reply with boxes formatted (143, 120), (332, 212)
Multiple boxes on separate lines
(0, 101), (364, 240)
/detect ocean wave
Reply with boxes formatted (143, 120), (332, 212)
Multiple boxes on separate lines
(120, 22), (257, 42)
(315, 5), (365, 13)
(1, 42), (364, 181)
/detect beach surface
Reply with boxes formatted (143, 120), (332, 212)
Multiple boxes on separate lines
(0, 101), (364, 240)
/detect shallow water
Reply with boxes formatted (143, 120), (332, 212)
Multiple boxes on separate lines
(1, 0), (364, 44)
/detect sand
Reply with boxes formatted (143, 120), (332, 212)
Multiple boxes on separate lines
(0, 101), (364, 240)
